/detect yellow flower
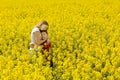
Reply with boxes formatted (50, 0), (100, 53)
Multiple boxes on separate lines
(1, 0), (120, 80)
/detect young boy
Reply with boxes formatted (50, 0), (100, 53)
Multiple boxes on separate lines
(40, 30), (51, 52)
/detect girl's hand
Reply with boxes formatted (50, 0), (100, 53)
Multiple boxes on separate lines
(30, 42), (34, 48)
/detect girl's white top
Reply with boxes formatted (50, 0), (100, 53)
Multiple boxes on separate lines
(31, 27), (39, 44)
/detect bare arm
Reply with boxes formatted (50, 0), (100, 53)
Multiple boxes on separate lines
(34, 31), (47, 46)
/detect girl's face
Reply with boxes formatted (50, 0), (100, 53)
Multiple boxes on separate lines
(40, 24), (48, 30)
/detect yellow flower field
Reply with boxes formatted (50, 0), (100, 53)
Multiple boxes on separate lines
(0, 0), (120, 80)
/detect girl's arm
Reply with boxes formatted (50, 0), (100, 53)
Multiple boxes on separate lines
(34, 31), (48, 46)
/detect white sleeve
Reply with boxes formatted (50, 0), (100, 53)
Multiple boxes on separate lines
(32, 27), (39, 33)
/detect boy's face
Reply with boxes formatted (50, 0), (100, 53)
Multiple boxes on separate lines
(42, 32), (48, 39)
